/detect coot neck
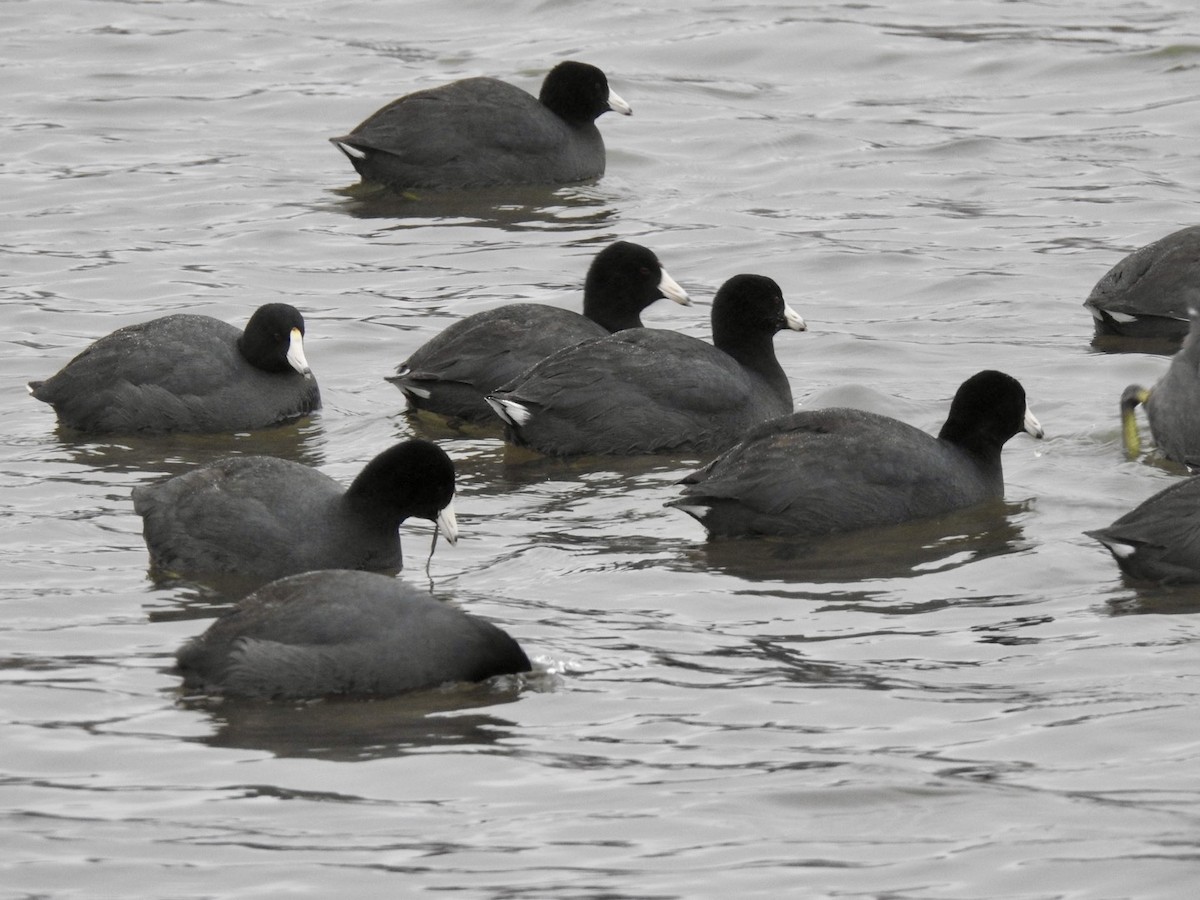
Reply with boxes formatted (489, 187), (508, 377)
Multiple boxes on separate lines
(713, 327), (792, 408)
(938, 420), (1005, 488)
(343, 479), (405, 530)
(582, 296), (642, 333)
(237, 333), (290, 374)
(540, 93), (599, 129)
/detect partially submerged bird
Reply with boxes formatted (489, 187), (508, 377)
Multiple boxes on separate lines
(28, 303), (319, 434)
(668, 370), (1043, 538)
(389, 241), (690, 424)
(331, 60), (631, 190)
(1085, 225), (1200, 342)
(175, 569), (531, 699)
(132, 440), (458, 580)
(1087, 476), (1200, 583)
(485, 274), (806, 456)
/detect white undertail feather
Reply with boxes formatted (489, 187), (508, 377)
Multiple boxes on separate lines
(391, 366), (431, 398)
(485, 396), (532, 426)
(334, 141), (367, 159)
(672, 503), (709, 520)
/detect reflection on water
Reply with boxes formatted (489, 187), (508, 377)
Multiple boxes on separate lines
(330, 180), (620, 231)
(657, 636), (903, 690)
(143, 580), (240, 622)
(1104, 581), (1200, 616)
(1089, 332), (1181, 356)
(403, 406), (505, 442)
(970, 614), (1055, 645)
(138, 549), (457, 604)
(43, 417), (328, 476)
(673, 500), (1027, 584)
(181, 680), (528, 761)
(413, 422), (705, 492)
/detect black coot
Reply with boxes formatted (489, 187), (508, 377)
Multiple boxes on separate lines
(668, 370), (1043, 537)
(485, 274), (806, 456)
(176, 569), (530, 699)
(1085, 225), (1200, 342)
(132, 440), (457, 579)
(389, 241), (689, 424)
(1088, 476), (1200, 583)
(331, 61), (631, 189)
(28, 303), (319, 434)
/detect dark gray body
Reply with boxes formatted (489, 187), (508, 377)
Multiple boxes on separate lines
(390, 304), (607, 423)
(1144, 317), (1200, 466)
(29, 314), (319, 434)
(670, 407), (1003, 537)
(1085, 225), (1200, 341)
(491, 327), (794, 456)
(133, 456), (402, 579)
(176, 570), (531, 699)
(333, 77), (606, 189)
(1088, 476), (1200, 583)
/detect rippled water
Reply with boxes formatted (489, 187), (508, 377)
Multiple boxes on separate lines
(4, 1), (1200, 897)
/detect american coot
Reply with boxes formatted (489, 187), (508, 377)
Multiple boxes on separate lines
(132, 440), (458, 580)
(28, 303), (319, 434)
(388, 241), (690, 424)
(1087, 476), (1200, 583)
(1084, 225), (1200, 342)
(668, 370), (1044, 537)
(485, 274), (806, 456)
(176, 569), (531, 699)
(1120, 307), (1200, 466)
(331, 60), (631, 189)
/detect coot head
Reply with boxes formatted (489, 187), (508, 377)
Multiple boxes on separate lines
(539, 61), (631, 124)
(939, 369), (1044, 456)
(346, 440), (458, 542)
(583, 241), (690, 330)
(239, 303), (312, 375)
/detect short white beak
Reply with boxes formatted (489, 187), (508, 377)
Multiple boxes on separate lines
(436, 499), (459, 546)
(607, 88), (632, 116)
(659, 268), (691, 306)
(783, 303), (807, 332)
(1024, 406), (1044, 439)
(286, 327), (312, 375)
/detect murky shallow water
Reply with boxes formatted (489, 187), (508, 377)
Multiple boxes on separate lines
(4, 1), (1200, 897)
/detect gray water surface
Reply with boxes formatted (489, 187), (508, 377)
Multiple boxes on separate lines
(4, 1), (1200, 897)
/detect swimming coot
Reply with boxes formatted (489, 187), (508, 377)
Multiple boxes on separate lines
(175, 569), (530, 699)
(485, 274), (806, 456)
(389, 241), (690, 424)
(28, 303), (319, 434)
(668, 370), (1043, 537)
(1084, 225), (1200, 342)
(132, 440), (457, 579)
(331, 60), (631, 189)
(1087, 476), (1200, 583)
